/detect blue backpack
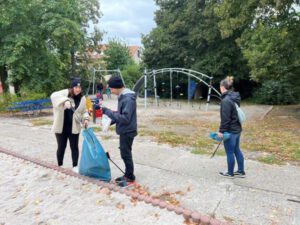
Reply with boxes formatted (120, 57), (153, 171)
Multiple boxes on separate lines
(79, 128), (111, 181)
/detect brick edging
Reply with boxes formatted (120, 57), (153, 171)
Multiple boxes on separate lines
(0, 147), (228, 225)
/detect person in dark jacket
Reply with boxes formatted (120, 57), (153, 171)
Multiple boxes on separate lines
(96, 80), (104, 98)
(218, 76), (245, 178)
(102, 76), (137, 184)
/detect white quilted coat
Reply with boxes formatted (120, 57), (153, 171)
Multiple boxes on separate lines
(50, 89), (89, 134)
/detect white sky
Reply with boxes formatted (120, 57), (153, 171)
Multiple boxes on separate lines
(92, 0), (157, 46)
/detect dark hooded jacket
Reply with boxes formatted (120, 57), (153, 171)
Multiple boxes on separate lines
(219, 91), (242, 134)
(103, 89), (137, 137)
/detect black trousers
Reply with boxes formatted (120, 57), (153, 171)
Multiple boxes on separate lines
(119, 134), (135, 180)
(55, 132), (79, 167)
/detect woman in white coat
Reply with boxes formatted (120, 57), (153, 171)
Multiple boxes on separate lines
(50, 77), (89, 172)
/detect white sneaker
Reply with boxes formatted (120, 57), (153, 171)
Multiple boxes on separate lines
(72, 166), (79, 173)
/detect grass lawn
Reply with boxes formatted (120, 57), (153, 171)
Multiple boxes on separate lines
(139, 105), (300, 165)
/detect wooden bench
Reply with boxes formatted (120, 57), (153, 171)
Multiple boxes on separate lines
(7, 98), (52, 116)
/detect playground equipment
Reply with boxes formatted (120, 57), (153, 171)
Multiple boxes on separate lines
(133, 68), (221, 110)
(85, 68), (126, 95)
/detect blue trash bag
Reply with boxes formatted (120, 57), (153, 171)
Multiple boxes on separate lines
(79, 128), (111, 181)
(209, 132), (231, 142)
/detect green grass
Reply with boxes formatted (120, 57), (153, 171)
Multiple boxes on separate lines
(192, 148), (226, 156)
(191, 149), (208, 155)
(31, 119), (53, 126)
(139, 130), (189, 147)
(92, 127), (102, 132)
(293, 150), (300, 161)
(139, 105), (300, 164)
(257, 155), (283, 165)
(101, 135), (112, 140)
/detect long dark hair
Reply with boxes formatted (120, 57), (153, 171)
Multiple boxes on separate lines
(68, 88), (83, 98)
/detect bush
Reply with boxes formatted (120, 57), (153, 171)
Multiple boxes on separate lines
(254, 80), (299, 105)
(0, 89), (47, 112)
(0, 93), (19, 111)
(19, 87), (47, 100)
(122, 63), (142, 89)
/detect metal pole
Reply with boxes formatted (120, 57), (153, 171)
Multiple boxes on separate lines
(170, 70), (173, 104)
(153, 70), (158, 107)
(206, 77), (213, 111)
(144, 69), (147, 109)
(188, 74), (191, 106)
(92, 68), (95, 95)
(118, 68), (126, 88)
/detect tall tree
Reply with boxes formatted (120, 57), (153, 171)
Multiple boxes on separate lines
(142, 0), (249, 80)
(103, 39), (133, 70)
(0, 0), (100, 94)
(215, 0), (300, 101)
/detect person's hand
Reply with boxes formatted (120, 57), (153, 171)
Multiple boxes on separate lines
(64, 101), (71, 109)
(83, 119), (89, 128)
(218, 132), (223, 139)
(101, 106), (108, 114)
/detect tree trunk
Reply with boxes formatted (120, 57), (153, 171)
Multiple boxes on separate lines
(70, 48), (76, 77)
(0, 65), (8, 92)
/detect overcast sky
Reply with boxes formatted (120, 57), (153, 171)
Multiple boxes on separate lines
(93, 0), (157, 46)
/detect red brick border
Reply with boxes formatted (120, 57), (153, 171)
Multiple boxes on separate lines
(0, 147), (227, 225)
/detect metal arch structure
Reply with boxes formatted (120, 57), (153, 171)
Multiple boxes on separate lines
(89, 68), (126, 95)
(133, 68), (221, 110)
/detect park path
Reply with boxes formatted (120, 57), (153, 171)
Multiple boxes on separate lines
(0, 113), (299, 225)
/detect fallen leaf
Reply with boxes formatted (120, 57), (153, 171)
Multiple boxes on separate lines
(116, 202), (125, 210)
(130, 198), (138, 206)
(98, 187), (111, 195)
(175, 190), (185, 196)
(153, 213), (160, 219)
(34, 199), (43, 205)
(96, 200), (103, 205)
(183, 219), (198, 225)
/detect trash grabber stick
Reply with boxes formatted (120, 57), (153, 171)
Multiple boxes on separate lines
(106, 152), (125, 175)
(210, 140), (222, 159)
(68, 101), (87, 129)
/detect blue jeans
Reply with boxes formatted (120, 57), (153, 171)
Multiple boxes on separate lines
(223, 133), (244, 175)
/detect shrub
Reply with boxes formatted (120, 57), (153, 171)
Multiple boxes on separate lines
(0, 89), (47, 112)
(254, 80), (299, 105)
(122, 63), (142, 89)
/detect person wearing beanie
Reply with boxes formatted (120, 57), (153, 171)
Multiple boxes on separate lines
(102, 76), (137, 186)
(50, 77), (90, 173)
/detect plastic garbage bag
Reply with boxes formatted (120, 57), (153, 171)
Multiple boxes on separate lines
(79, 128), (111, 181)
(102, 114), (112, 132)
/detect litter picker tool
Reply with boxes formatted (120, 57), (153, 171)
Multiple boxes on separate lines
(210, 140), (222, 158)
(106, 152), (125, 175)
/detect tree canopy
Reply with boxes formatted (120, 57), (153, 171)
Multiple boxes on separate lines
(103, 39), (133, 71)
(143, 0), (300, 103)
(0, 0), (100, 94)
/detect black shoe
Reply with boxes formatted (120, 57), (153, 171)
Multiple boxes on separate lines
(115, 176), (125, 183)
(116, 176), (136, 188)
(219, 171), (234, 179)
(234, 171), (246, 178)
(124, 176), (135, 183)
(115, 176), (135, 183)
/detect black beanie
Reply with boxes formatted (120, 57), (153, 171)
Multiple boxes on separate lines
(108, 76), (124, 89)
(71, 77), (81, 88)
